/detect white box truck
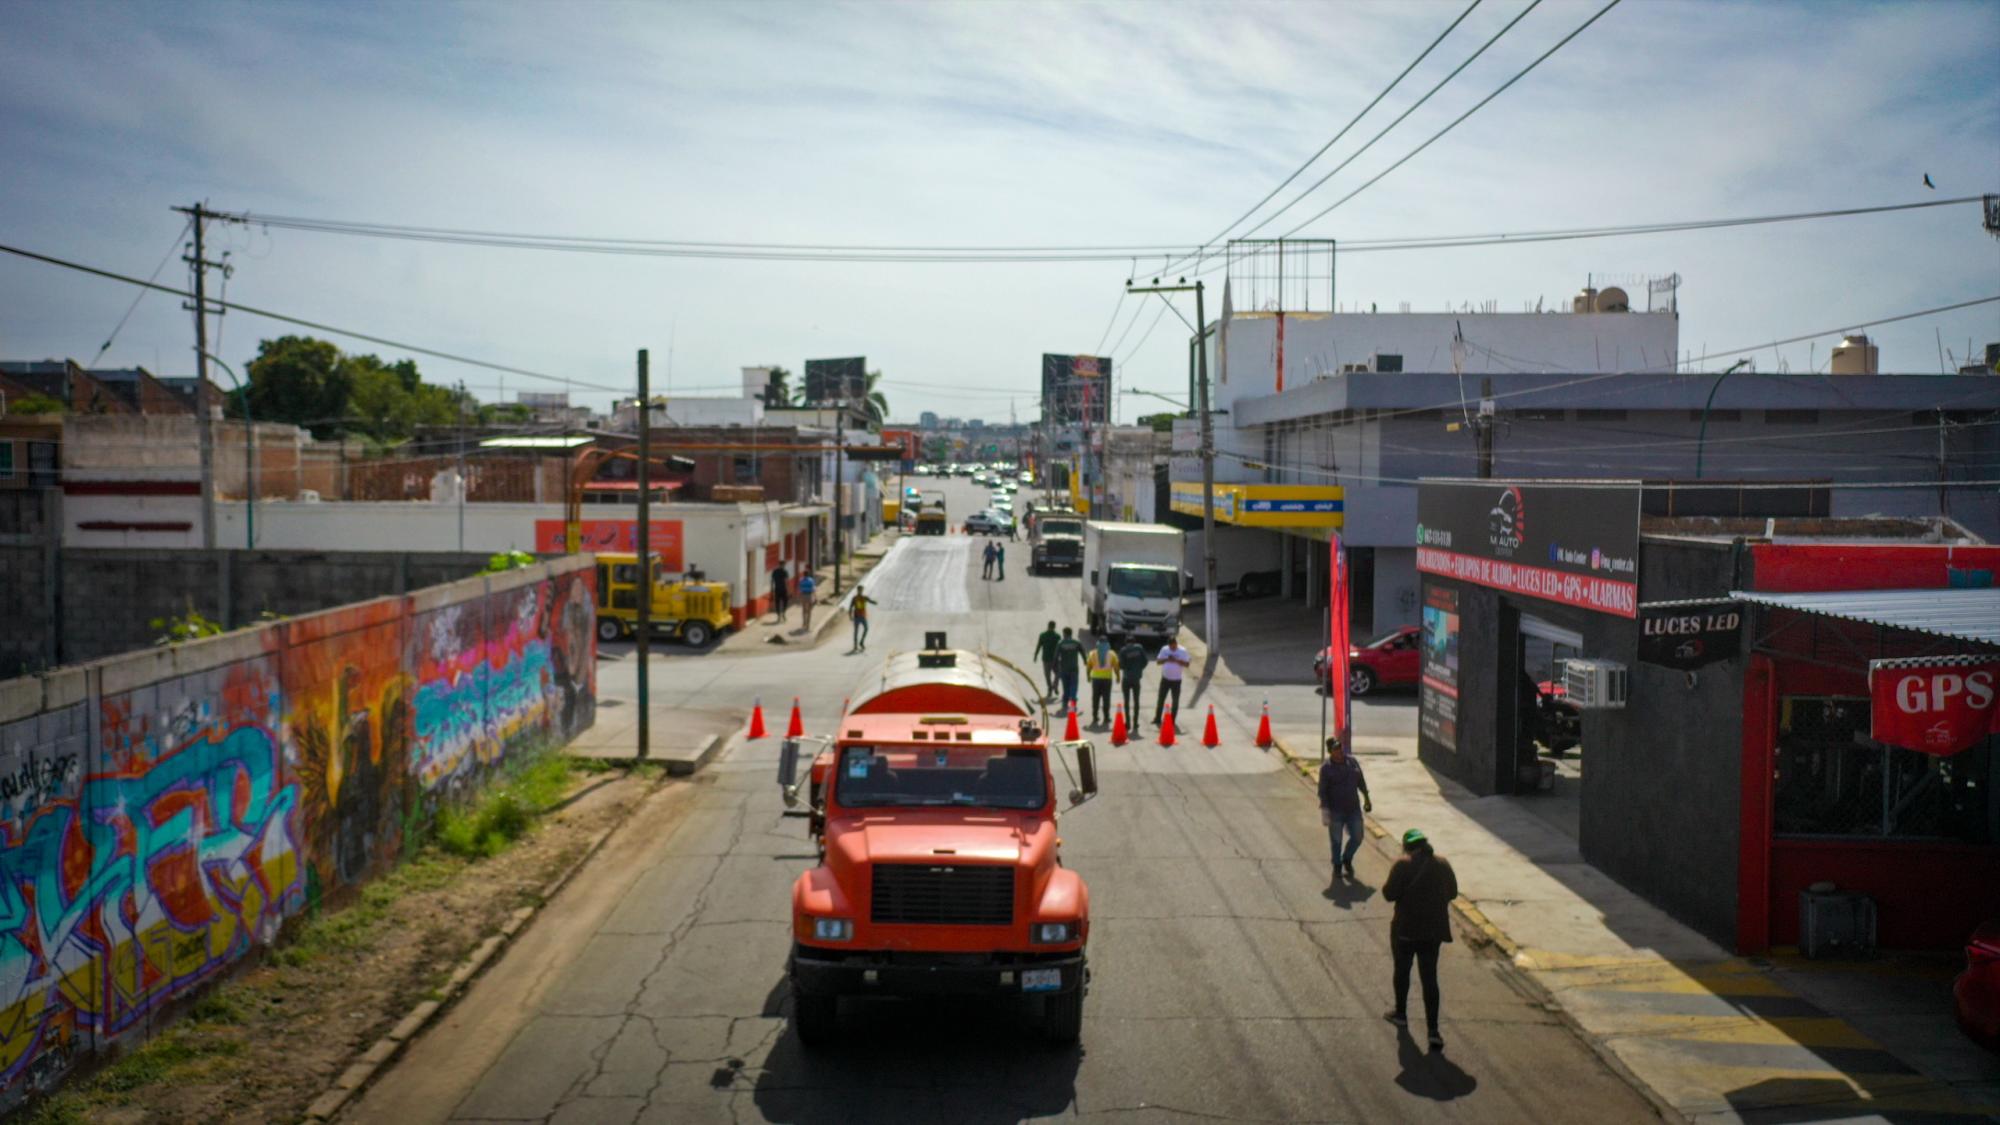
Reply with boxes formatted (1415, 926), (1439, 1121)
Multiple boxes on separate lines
(1082, 522), (1185, 643)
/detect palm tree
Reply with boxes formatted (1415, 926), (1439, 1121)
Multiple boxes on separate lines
(862, 369), (889, 427)
(761, 366), (795, 408)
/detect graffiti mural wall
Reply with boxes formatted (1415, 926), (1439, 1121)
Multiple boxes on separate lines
(0, 557), (594, 1106)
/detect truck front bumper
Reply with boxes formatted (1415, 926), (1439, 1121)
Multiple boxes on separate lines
(790, 945), (1086, 998)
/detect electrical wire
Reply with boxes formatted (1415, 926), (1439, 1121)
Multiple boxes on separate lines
(89, 217), (192, 366)
(1162, 0), (1484, 274)
(1277, 0), (1624, 239)
(0, 241), (626, 393)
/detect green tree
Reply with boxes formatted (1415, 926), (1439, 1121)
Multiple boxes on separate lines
(861, 369), (889, 427)
(759, 366), (795, 408)
(6, 392), (64, 415)
(1138, 412), (1177, 433)
(242, 335), (472, 441)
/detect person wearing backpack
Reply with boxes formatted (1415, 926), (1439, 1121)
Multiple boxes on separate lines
(1382, 828), (1457, 1052)
(797, 572), (817, 631)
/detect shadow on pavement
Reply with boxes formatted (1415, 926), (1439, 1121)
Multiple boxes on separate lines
(753, 991), (1081, 1123)
(1323, 878), (1379, 910)
(1394, 1027), (1477, 1101)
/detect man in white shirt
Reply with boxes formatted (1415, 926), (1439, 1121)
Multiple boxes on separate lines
(1152, 638), (1191, 730)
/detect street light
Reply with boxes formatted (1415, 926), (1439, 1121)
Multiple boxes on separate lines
(1122, 387), (1191, 412)
(199, 351), (254, 550)
(1694, 359), (1753, 479)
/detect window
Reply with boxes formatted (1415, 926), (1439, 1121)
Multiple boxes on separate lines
(834, 745), (1047, 810)
(732, 455), (755, 483)
(0, 441), (12, 479)
(1692, 409), (1742, 422)
(1107, 566), (1178, 598)
(27, 442), (56, 487)
(1766, 409), (1819, 425)
(1773, 695), (1994, 842)
(1374, 353), (1404, 373)
(1574, 409), (1627, 422)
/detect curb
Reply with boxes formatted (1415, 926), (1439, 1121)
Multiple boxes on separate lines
(301, 774), (654, 1123)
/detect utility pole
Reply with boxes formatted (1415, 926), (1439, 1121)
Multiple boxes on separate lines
(1476, 377), (1495, 479)
(1938, 408), (1951, 519)
(833, 404), (846, 593)
(173, 202), (242, 551)
(1125, 278), (1216, 651)
(635, 349), (652, 763)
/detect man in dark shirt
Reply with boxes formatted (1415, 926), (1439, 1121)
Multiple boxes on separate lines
(1054, 627), (1085, 715)
(1317, 738), (1372, 880)
(1033, 621), (1061, 700)
(1116, 638), (1149, 726)
(1382, 828), (1458, 1051)
(770, 562), (790, 622)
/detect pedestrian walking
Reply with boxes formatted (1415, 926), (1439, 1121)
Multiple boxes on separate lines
(770, 561), (790, 621)
(982, 541), (997, 580)
(1382, 828), (1457, 1052)
(995, 542), (1006, 581)
(1055, 627), (1084, 714)
(1007, 518), (1017, 541)
(849, 586), (875, 652)
(798, 572), (817, 631)
(1085, 638), (1119, 726)
(1318, 738), (1372, 880)
(1152, 637), (1191, 728)
(1117, 637), (1148, 723)
(1034, 621), (1061, 699)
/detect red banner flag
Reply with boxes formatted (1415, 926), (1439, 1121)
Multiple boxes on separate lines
(1868, 660), (2000, 756)
(1330, 533), (1351, 740)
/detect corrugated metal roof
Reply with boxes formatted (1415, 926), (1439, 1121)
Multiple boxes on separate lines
(1730, 588), (2000, 647)
(478, 435), (592, 449)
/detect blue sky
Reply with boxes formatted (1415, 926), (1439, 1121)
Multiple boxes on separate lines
(0, 0), (1995, 420)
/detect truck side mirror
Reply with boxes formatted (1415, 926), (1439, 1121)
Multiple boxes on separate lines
(777, 738), (801, 802)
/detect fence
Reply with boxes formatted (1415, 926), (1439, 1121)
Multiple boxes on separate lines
(0, 555), (596, 1107)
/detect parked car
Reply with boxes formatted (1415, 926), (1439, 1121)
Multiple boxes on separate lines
(1957, 919), (2000, 1054)
(1317, 626), (1422, 696)
(966, 510), (1011, 535)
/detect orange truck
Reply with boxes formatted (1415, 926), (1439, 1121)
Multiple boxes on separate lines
(776, 633), (1099, 1044)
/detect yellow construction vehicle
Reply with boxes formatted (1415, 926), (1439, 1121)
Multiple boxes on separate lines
(593, 554), (733, 646)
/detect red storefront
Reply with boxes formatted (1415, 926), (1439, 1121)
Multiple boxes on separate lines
(1732, 544), (2000, 953)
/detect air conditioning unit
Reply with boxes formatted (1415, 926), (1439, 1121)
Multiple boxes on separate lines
(1561, 659), (1629, 710)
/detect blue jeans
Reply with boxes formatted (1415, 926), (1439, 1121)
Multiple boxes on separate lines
(1327, 808), (1364, 870)
(1060, 669), (1079, 710)
(852, 617), (869, 649)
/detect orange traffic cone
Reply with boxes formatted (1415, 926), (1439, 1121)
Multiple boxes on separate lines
(1064, 702), (1081, 741)
(1254, 700), (1273, 749)
(786, 697), (805, 738)
(1111, 705), (1128, 746)
(748, 697), (768, 740)
(1202, 704), (1221, 748)
(1158, 709), (1177, 747)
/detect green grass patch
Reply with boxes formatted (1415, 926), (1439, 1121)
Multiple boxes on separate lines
(436, 754), (575, 859)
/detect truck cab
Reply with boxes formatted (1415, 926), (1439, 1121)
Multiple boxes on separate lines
(916, 491), (949, 536)
(778, 639), (1097, 1044)
(1029, 509), (1084, 574)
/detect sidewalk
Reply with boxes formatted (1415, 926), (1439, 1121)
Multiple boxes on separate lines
(566, 705), (739, 775)
(723, 531), (896, 653)
(1185, 626), (2000, 1123)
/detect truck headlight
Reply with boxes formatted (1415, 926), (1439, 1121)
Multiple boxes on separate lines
(1031, 921), (1076, 944)
(812, 917), (853, 942)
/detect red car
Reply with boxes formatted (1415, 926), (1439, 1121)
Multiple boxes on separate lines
(1957, 919), (2000, 1054)
(1316, 626), (1422, 696)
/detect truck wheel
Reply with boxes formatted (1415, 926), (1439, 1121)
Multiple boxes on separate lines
(597, 619), (624, 642)
(681, 621), (713, 648)
(792, 987), (838, 1046)
(1042, 988), (1083, 1044)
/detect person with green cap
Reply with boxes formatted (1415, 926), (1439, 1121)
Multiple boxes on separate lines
(1382, 827), (1457, 1052)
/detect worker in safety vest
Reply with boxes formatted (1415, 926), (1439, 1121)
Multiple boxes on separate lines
(1085, 638), (1120, 727)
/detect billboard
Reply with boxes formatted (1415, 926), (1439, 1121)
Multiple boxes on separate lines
(1415, 480), (1640, 617)
(804, 357), (867, 404)
(1041, 353), (1111, 427)
(1418, 584), (1460, 750)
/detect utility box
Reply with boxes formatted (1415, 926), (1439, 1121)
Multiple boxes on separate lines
(1800, 888), (1877, 959)
(1562, 659), (1629, 710)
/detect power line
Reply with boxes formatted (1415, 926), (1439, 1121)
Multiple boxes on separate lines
(1163, 0), (1484, 274)
(0, 241), (626, 393)
(89, 216), (193, 366)
(1278, 0), (1624, 239)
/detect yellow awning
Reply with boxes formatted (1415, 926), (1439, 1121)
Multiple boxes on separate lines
(1169, 483), (1344, 528)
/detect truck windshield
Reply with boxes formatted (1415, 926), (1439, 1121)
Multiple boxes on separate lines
(1041, 520), (1081, 536)
(834, 745), (1047, 810)
(1108, 566), (1178, 599)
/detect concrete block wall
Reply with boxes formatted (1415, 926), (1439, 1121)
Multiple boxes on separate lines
(0, 556), (595, 1109)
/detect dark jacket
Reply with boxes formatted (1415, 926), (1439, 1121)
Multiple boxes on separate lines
(1117, 642), (1150, 685)
(1055, 637), (1085, 675)
(1034, 629), (1061, 665)
(1317, 756), (1369, 816)
(1382, 844), (1457, 944)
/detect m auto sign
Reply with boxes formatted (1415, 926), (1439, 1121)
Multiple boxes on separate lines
(1867, 658), (2000, 756)
(1416, 480), (1641, 617)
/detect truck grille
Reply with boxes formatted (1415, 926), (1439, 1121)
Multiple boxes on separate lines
(871, 864), (1015, 926)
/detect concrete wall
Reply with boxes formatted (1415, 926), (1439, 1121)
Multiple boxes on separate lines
(0, 556), (595, 1108)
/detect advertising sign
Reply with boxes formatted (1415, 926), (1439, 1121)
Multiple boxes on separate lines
(533, 519), (684, 572)
(1329, 534), (1351, 739)
(1418, 584), (1460, 750)
(804, 357), (867, 404)
(1040, 353), (1113, 427)
(1868, 658), (2000, 756)
(1637, 601), (1742, 670)
(1416, 480), (1640, 617)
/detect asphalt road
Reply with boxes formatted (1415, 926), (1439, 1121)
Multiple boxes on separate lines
(351, 510), (1656, 1124)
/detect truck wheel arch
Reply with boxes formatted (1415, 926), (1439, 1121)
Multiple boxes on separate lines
(1036, 866), (1090, 935)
